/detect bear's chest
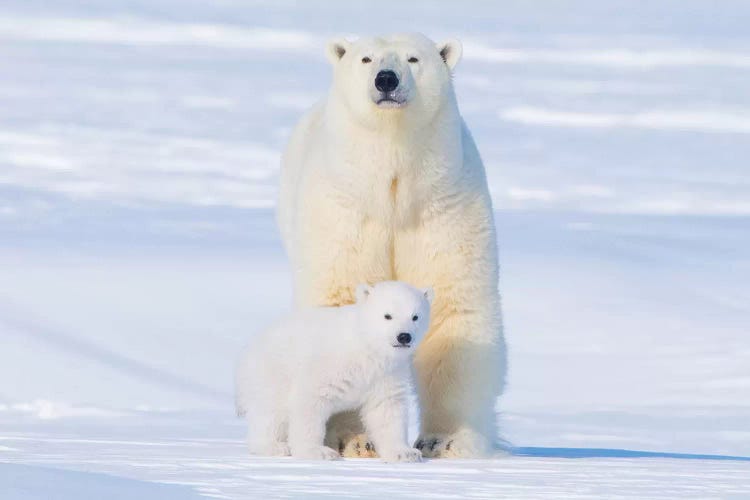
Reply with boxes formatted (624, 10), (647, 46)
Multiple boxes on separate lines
(325, 138), (455, 226)
(350, 173), (421, 231)
(343, 155), (433, 225)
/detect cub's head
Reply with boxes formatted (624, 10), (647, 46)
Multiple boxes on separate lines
(326, 33), (462, 127)
(355, 281), (434, 359)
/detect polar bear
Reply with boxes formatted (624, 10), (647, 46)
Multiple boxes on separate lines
(235, 281), (433, 461)
(277, 33), (506, 458)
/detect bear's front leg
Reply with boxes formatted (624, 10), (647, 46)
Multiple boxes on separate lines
(288, 395), (340, 460)
(397, 194), (507, 458)
(361, 375), (421, 463)
(412, 303), (505, 458)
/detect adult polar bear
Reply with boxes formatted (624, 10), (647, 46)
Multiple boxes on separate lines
(277, 33), (506, 458)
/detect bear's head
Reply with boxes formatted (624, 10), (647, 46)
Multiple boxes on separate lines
(326, 33), (462, 128)
(354, 281), (434, 359)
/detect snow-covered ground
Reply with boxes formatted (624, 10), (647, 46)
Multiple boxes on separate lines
(1, 1), (749, 498)
(2, 414), (749, 500)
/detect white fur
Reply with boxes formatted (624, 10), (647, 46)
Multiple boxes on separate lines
(277, 32), (507, 458)
(235, 281), (433, 462)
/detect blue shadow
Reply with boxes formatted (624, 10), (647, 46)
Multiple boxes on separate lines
(512, 447), (750, 462)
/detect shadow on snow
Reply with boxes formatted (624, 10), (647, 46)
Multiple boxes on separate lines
(512, 447), (750, 461)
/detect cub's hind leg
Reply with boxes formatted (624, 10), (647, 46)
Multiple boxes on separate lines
(246, 407), (290, 457)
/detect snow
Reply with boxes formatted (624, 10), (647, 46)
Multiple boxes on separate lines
(500, 107), (750, 134)
(1, 463), (202, 500)
(1, 0), (749, 498)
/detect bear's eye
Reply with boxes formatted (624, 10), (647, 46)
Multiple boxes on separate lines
(384, 314), (392, 320)
(361, 57), (372, 64)
(408, 57), (419, 63)
(412, 315), (419, 321)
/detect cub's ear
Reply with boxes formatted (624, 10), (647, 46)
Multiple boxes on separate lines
(437, 39), (462, 70)
(355, 283), (374, 303)
(422, 287), (435, 305)
(326, 38), (351, 64)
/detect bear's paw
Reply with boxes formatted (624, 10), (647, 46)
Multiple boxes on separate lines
(380, 446), (422, 463)
(415, 430), (487, 459)
(339, 433), (379, 458)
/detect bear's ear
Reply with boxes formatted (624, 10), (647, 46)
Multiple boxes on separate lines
(326, 38), (351, 64)
(355, 283), (374, 303)
(437, 39), (462, 70)
(422, 287), (435, 305)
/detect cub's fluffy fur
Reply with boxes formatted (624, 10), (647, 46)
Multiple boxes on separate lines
(235, 281), (433, 461)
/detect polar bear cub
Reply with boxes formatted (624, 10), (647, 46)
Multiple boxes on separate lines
(235, 281), (434, 461)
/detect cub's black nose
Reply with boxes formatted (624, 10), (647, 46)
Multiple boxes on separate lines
(397, 333), (412, 345)
(375, 70), (399, 92)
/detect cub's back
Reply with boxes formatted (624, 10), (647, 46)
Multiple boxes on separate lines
(235, 304), (358, 415)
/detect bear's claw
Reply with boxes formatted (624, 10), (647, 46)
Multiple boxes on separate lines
(381, 446), (422, 463)
(415, 431), (484, 458)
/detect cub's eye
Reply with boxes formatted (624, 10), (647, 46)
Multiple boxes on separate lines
(361, 57), (372, 63)
(412, 315), (419, 321)
(408, 57), (419, 63)
(384, 314), (392, 320)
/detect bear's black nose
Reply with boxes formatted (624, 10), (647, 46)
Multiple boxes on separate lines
(375, 70), (399, 92)
(397, 332), (412, 345)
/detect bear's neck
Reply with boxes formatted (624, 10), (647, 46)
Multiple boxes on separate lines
(320, 94), (466, 222)
(325, 96), (462, 157)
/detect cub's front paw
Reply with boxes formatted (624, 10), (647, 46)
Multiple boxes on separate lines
(270, 441), (291, 457)
(380, 446), (422, 463)
(293, 445), (341, 461)
(247, 438), (291, 457)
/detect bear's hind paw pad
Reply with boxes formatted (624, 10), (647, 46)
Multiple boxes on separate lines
(340, 434), (378, 458)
